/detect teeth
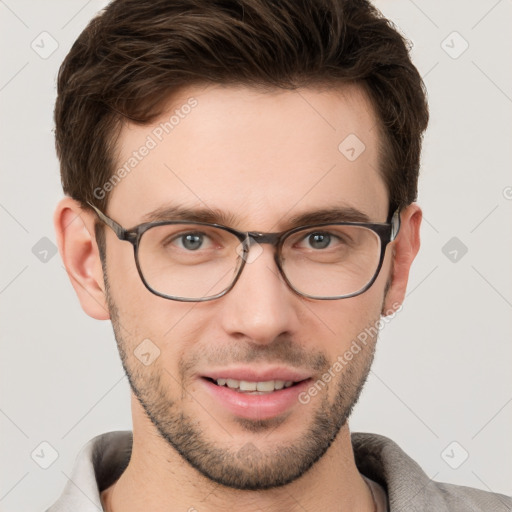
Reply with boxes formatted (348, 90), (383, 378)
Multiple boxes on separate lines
(215, 378), (293, 392)
(226, 379), (239, 389)
(256, 380), (275, 392)
(239, 380), (257, 391)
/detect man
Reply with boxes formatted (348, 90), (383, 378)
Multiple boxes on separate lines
(49, 0), (511, 510)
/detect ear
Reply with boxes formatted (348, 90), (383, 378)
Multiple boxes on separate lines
(382, 203), (422, 316)
(54, 197), (110, 320)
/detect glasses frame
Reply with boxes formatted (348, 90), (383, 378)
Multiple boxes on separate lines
(89, 203), (401, 302)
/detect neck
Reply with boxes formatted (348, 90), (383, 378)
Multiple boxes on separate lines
(102, 398), (374, 512)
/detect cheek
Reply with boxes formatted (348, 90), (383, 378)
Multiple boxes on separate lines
(105, 238), (180, 326)
(105, 265), (200, 365)
(305, 290), (383, 356)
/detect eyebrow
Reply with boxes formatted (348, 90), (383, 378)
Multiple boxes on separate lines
(287, 207), (372, 225)
(142, 205), (238, 225)
(141, 204), (373, 229)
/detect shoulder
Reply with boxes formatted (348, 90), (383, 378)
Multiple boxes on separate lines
(91, 430), (132, 490)
(46, 431), (133, 512)
(351, 432), (511, 512)
(434, 480), (512, 512)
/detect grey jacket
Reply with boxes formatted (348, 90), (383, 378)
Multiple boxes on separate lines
(47, 431), (511, 511)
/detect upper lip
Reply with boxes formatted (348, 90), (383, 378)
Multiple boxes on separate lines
(200, 366), (312, 383)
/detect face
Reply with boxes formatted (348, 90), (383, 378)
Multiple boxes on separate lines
(101, 84), (393, 489)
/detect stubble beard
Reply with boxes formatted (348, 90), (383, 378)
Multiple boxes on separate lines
(105, 283), (378, 490)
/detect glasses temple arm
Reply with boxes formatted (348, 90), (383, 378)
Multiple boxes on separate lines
(390, 208), (401, 240)
(86, 202), (127, 240)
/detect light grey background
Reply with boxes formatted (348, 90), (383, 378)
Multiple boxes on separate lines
(1, 1), (511, 511)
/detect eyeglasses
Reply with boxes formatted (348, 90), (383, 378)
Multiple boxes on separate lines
(89, 203), (400, 302)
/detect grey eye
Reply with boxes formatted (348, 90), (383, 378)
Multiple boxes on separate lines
(180, 233), (204, 250)
(307, 233), (331, 249)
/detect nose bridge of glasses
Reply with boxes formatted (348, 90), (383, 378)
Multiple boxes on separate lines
(247, 232), (281, 246)
(237, 232), (283, 270)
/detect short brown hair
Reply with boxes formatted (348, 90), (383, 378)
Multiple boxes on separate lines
(55, 0), (428, 213)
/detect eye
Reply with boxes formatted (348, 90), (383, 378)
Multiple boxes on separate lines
(307, 232), (332, 249)
(290, 228), (353, 252)
(173, 232), (210, 251)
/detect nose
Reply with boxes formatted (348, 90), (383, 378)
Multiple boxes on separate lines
(218, 243), (300, 345)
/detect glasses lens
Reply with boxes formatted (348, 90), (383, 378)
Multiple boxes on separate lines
(137, 224), (243, 300)
(281, 225), (382, 298)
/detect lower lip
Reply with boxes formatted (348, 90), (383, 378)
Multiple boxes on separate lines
(200, 378), (311, 421)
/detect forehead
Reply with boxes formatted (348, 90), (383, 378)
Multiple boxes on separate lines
(109, 84), (388, 228)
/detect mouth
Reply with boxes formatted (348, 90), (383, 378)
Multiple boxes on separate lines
(203, 377), (308, 394)
(198, 368), (313, 421)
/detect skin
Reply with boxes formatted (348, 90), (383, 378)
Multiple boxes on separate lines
(55, 84), (421, 512)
